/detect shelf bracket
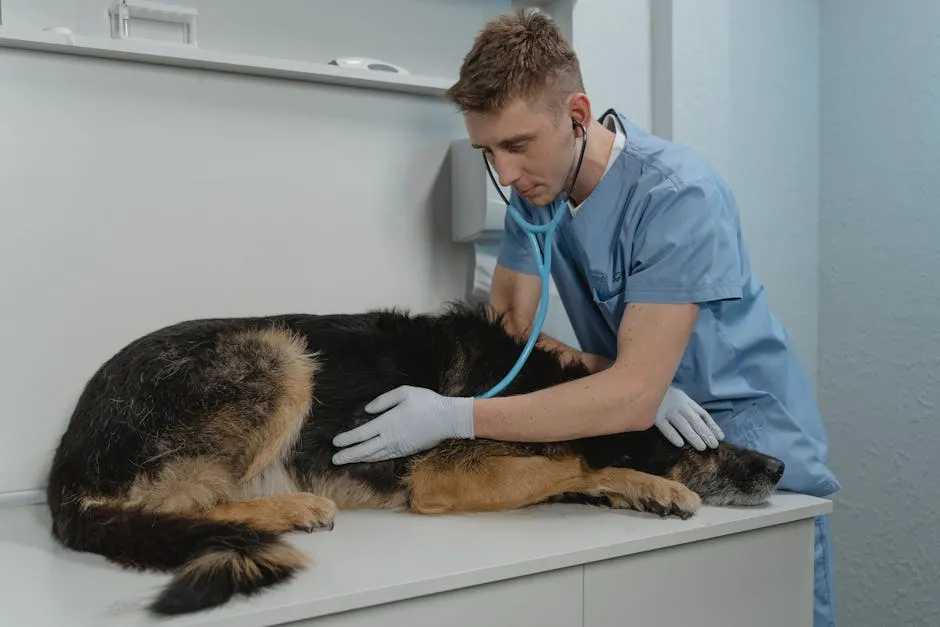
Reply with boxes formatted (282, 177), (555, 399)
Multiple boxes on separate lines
(108, 0), (197, 46)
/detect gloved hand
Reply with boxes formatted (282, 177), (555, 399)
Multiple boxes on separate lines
(654, 386), (724, 451)
(331, 386), (474, 465)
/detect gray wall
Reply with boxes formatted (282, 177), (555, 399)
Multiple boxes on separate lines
(728, 0), (820, 385)
(665, 2), (940, 623)
(820, 1), (940, 625)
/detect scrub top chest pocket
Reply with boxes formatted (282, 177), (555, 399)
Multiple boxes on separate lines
(587, 268), (628, 329)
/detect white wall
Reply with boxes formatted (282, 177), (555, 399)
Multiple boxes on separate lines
(820, 2), (940, 625)
(0, 0), (518, 496)
(573, 0), (651, 131)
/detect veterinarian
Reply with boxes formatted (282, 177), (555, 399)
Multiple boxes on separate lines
(332, 9), (839, 626)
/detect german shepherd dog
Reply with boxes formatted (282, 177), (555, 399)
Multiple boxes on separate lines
(45, 302), (785, 616)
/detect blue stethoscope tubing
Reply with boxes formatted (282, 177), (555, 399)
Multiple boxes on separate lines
(477, 119), (588, 399)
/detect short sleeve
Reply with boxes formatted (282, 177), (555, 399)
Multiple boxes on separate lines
(624, 177), (745, 304)
(495, 191), (540, 276)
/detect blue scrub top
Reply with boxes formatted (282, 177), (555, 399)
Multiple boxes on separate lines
(496, 109), (840, 498)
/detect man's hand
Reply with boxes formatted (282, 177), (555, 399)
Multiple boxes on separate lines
(655, 386), (724, 451)
(331, 386), (474, 464)
(534, 333), (611, 373)
(489, 263), (611, 373)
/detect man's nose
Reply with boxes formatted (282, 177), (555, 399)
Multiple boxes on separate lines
(491, 153), (521, 188)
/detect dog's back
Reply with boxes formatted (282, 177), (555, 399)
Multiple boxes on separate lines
(281, 305), (590, 495)
(45, 305), (534, 502)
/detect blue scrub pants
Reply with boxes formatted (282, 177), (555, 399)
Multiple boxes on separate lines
(813, 514), (836, 627)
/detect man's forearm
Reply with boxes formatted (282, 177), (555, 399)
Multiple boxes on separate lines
(472, 301), (698, 444)
(470, 362), (662, 442)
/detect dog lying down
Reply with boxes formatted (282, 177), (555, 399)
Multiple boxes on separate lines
(45, 302), (785, 616)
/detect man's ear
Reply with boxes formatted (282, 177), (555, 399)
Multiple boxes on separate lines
(567, 92), (592, 128)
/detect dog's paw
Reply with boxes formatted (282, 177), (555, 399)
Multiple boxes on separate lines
(646, 481), (700, 519)
(638, 495), (697, 520)
(291, 492), (337, 532)
(266, 492), (337, 533)
(610, 480), (700, 520)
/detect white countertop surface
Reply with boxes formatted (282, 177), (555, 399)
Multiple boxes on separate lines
(0, 493), (831, 627)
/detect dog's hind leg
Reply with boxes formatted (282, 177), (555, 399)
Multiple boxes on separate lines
(405, 444), (700, 519)
(116, 326), (335, 531)
(91, 326), (336, 615)
(194, 327), (337, 532)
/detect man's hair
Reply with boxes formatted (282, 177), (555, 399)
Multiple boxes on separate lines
(444, 8), (584, 115)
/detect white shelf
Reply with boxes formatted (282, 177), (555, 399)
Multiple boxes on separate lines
(0, 28), (455, 97)
(0, 493), (831, 626)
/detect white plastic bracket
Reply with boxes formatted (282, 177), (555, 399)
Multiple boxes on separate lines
(108, 0), (197, 46)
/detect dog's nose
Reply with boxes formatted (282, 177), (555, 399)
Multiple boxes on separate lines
(766, 458), (785, 481)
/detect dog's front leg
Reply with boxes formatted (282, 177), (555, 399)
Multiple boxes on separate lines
(404, 453), (700, 519)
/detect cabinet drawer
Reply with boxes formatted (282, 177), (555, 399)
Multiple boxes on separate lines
(284, 565), (583, 627)
(583, 519), (815, 627)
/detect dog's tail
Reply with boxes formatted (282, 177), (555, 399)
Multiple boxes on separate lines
(50, 496), (307, 615)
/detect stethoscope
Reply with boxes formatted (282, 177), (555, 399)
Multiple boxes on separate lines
(477, 118), (588, 399)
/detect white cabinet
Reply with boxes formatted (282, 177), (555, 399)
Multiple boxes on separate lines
(0, 494), (831, 627)
(288, 518), (816, 627)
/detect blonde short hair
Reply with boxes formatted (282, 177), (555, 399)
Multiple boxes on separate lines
(444, 8), (584, 115)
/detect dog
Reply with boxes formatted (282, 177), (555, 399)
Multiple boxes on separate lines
(45, 302), (785, 616)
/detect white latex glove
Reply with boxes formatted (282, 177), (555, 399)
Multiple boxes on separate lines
(655, 386), (724, 451)
(331, 386), (474, 464)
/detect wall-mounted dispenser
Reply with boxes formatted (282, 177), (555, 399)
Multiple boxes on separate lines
(449, 138), (509, 243)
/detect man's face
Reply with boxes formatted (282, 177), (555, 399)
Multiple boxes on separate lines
(465, 96), (576, 207)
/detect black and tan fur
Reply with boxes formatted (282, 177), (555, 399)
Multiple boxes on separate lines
(46, 302), (785, 616)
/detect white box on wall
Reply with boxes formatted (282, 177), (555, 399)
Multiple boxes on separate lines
(450, 138), (510, 243)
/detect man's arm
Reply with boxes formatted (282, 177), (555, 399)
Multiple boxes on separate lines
(489, 263), (611, 374)
(330, 288), (709, 465)
(471, 300), (699, 442)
